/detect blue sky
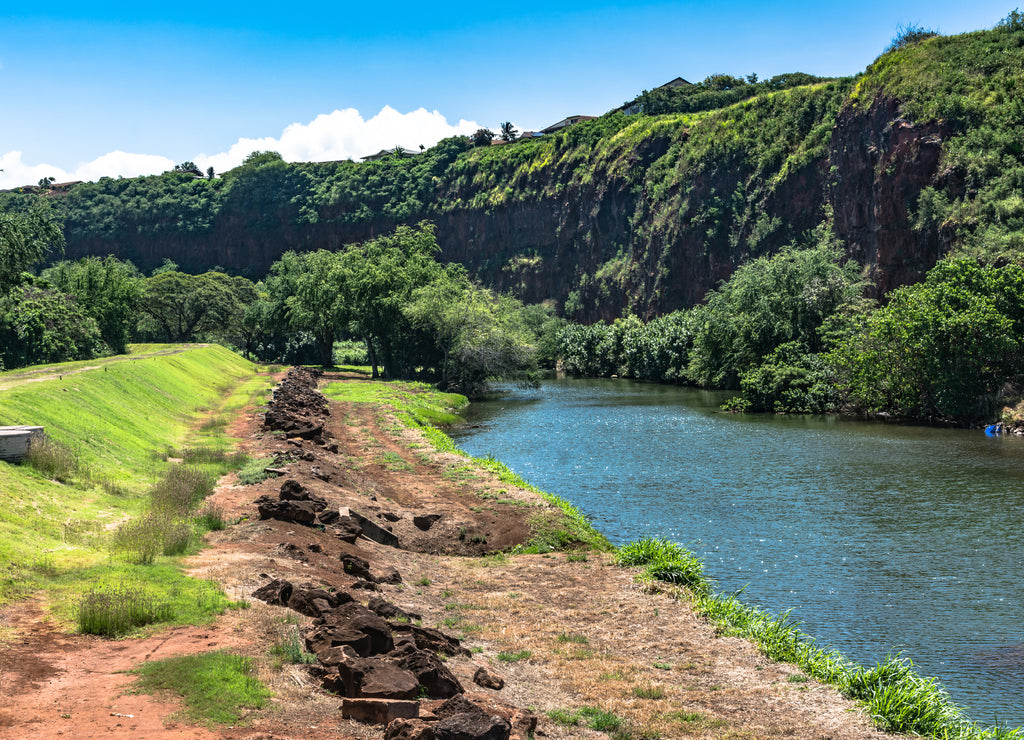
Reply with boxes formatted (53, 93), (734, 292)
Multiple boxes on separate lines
(0, 1), (1013, 187)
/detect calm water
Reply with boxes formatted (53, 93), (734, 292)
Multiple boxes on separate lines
(450, 378), (1024, 727)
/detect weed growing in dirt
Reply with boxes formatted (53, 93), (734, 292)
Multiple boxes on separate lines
(129, 651), (270, 726)
(632, 684), (666, 700)
(235, 456), (278, 485)
(270, 624), (317, 666)
(556, 632), (589, 644)
(614, 537), (710, 596)
(150, 465), (214, 517)
(548, 706), (625, 733)
(497, 649), (532, 662)
(77, 583), (173, 636)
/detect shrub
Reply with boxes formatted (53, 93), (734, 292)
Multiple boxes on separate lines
(77, 583), (173, 636)
(25, 435), (81, 483)
(150, 464), (214, 517)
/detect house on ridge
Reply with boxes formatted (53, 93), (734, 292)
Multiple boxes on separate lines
(618, 76), (692, 115)
(539, 115), (597, 134)
(360, 147), (422, 162)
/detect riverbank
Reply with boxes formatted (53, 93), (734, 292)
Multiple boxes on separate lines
(0, 367), (902, 739)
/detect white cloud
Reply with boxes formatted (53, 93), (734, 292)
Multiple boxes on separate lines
(0, 150), (174, 189)
(0, 106), (481, 189)
(194, 106), (480, 174)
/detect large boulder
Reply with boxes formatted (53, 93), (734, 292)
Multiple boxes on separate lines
(391, 646), (463, 699)
(306, 602), (395, 657)
(328, 655), (420, 700)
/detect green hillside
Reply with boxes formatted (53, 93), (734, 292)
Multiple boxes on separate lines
(0, 345), (264, 615)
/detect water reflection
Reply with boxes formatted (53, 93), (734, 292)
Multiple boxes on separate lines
(451, 378), (1024, 726)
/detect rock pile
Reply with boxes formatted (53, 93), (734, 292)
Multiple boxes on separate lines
(263, 366), (329, 442)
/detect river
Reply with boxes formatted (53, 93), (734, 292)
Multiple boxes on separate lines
(448, 377), (1024, 727)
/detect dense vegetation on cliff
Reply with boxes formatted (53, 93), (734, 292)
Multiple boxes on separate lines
(3, 16), (1022, 319)
(4, 15), (1024, 420)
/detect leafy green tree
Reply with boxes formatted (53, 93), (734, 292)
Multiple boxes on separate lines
(285, 249), (350, 366)
(687, 229), (866, 389)
(472, 128), (495, 147)
(336, 221), (449, 378)
(0, 203), (65, 294)
(0, 285), (102, 367)
(831, 258), (1024, 422)
(43, 256), (142, 354)
(138, 271), (250, 342)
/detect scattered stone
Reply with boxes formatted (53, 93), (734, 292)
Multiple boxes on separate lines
(373, 565), (403, 585)
(341, 698), (420, 724)
(413, 514), (442, 531)
(380, 511), (402, 522)
(255, 496), (322, 524)
(347, 507), (401, 548)
(332, 656), (419, 699)
(472, 666), (504, 691)
(367, 596), (422, 622)
(340, 552), (374, 581)
(251, 578), (292, 606)
(391, 647), (463, 698)
(385, 718), (436, 740)
(332, 515), (363, 543)
(390, 624), (471, 658)
(307, 602), (395, 657)
(434, 713), (510, 740)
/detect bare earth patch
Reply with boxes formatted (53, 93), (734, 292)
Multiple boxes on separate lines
(0, 371), (901, 739)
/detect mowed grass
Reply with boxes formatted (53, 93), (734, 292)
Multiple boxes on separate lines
(0, 344), (265, 609)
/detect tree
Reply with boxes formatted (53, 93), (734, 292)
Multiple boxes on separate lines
(0, 202), (65, 294)
(241, 150), (284, 167)
(0, 285), (101, 367)
(172, 161), (203, 177)
(471, 128), (495, 147)
(687, 228), (866, 389)
(405, 277), (538, 396)
(499, 122), (518, 142)
(831, 258), (1024, 423)
(336, 221), (450, 378)
(138, 271), (248, 342)
(43, 256), (142, 354)
(285, 250), (350, 366)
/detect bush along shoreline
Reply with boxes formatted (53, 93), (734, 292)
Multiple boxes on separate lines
(614, 537), (1023, 739)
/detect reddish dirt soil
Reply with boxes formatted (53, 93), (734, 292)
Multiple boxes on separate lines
(0, 370), (902, 739)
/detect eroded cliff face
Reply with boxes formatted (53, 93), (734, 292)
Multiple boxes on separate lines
(60, 94), (952, 317)
(829, 97), (949, 298)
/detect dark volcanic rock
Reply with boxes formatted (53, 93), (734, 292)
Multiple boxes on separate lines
(255, 496), (322, 524)
(367, 596), (422, 622)
(472, 665), (505, 691)
(390, 624), (471, 658)
(251, 578), (293, 606)
(391, 647), (463, 699)
(330, 655), (420, 700)
(306, 602), (395, 658)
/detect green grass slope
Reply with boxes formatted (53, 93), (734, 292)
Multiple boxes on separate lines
(0, 344), (262, 608)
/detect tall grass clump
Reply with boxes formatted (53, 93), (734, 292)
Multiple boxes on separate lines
(25, 435), (82, 483)
(615, 536), (1024, 738)
(77, 582), (173, 636)
(614, 537), (710, 596)
(150, 464), (214, 517)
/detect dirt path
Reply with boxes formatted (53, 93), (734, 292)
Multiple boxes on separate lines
(0, 371), (901, 739)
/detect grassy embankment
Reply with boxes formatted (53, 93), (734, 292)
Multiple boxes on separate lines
(334, 375), (1022, 739)
(616, 538), (1023, 740)
(0, 344), (273, 631)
